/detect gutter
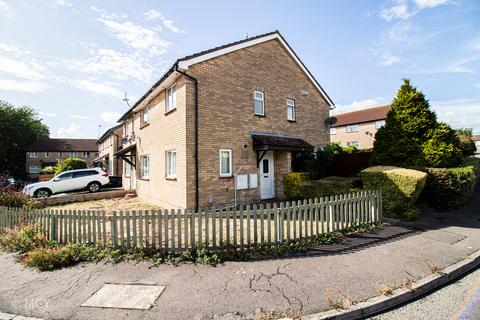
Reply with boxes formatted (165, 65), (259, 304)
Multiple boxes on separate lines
(175, 64), (200, 210)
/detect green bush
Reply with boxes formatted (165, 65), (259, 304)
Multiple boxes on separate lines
(361, 166), (427, 220)
(456, 128), (477, 156)
(55, 158), (87, 175)
(421, 160), (479, 211)
(0, 187), (33, 207)
(0, 224), (47, 253)
(40, 166), (56, 174)
(301, 176), (362, 199)
(282, 172), (310, 200)
(422, 123), (463, 168)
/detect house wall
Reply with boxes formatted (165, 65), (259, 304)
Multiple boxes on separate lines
(120, 77), (188, 209)
(330, 121), (381, 149)
(184, 38), (331, 208)
(98, 127), (123, 176)
(25, 151), (98, 180)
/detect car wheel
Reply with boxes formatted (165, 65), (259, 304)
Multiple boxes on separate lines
(34, 188), (51, 198)
(87, 182), (101, 193)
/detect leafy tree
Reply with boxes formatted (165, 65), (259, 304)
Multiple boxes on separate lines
(0, 101), (49, 178)
(455, 128), (476, 156)
(55, 158), (87, 175)
(372, 79), (461, 168)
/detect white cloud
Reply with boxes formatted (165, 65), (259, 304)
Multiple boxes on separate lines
(72, 79), (123, 98)
(55, 123), (83, 138)
(50, 0), (70, 7)
(431, 99), (480, 133)
(378, 49), (405, 65)
(144, 9), (161, 20)
(414, 0), (451, 9)
(100, 111), (121, 124)
(67, 48), (155, 83)
(0, 56), (46, 80)
(39, 111), (57, 117)
(333, 98), (389, 114)
(380, 0), (413, 21)
(0, 79), (50, 92)
(161, 16), (186, 33)
(0, 0), (14, 18)
(70, 114), (93, 120)
(97, 16), (170, 56)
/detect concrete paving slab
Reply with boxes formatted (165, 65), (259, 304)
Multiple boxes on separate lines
(13, 316), (43, 320)
(420, 229), (466, 244)
(81, 284), (165, 310)
(0, 313), (15, 320)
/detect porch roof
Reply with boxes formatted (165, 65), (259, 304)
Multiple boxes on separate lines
(113, 144), (136, 157)
(251, 133), (314, 152)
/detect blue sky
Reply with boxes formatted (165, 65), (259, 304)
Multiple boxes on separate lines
(0, 0), (479, 138)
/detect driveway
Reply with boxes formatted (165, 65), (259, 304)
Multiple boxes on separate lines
(1, 189), (480, 320)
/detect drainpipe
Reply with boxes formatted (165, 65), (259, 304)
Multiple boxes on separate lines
(175, 64), (200, 210)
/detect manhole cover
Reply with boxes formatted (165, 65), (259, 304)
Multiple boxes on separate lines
(81, 283), (165, 309)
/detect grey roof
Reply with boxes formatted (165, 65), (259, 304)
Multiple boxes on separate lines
(26, 139), (98, 152)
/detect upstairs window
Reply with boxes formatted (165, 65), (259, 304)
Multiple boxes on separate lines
(375, 120), (386, 129)
(330, 128), (337, 135)
(82, 152), (89, 158)
(287, 99), (295, 121)
(346, 124), (359, 133)
(29, 152), (38, 159)
(141, 108), (149, 126)
(167, 84), (176, 112)
(70, 152), (77, 158)
(166, 150), (176, 178)
(219, 149), (232, 177)
(253, 91), (264, 116)
(45, 152), (50, 158)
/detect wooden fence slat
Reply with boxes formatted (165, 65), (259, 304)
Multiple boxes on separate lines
(146, 210), (150, 248)
(132, 210), (137, 247)
(151, 210), (156, 248)
(139, 210), (144, 248)
(177, 209), (182, 252)
(253, 204), (258, 244)
(119, 211), (125, 246)
(205, 208), (209, 248)
(183, 209), (188, 250)
(212, 208), (217, 247)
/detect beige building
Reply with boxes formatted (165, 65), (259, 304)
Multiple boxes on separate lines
(94, 124), (123, 176)
(330, 105), (390, 149)
(25, 139), (98, 179)
(115, 31), (334, 209)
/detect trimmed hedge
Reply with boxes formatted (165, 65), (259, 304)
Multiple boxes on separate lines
(282, 172), (310, 200)
(361, 166), (427, 220)
(301, 176), (362, 199)
(420, 158), (480, 211)
(55, 158), (87, 175)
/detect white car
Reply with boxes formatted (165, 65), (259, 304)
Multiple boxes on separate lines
(24, 168), (110, 198)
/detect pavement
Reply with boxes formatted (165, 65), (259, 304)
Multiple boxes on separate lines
(370, 267), (480, 320)
(0, 188), (479, 320)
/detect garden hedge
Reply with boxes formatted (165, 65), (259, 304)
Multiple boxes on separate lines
(300, 176), (362, 199)
(361, 166), (427, 220)
(282, 172), (310, 200)
(420, 158), (480, 211)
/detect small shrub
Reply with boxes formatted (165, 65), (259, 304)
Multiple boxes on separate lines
(456, 128), (477, 156)
(40, 166), (56, 174)
(282, 172), (310, 200)
(0, 186), (33, 208)
(0, 224), (47, 253)
(21, 245), (74, 271)
(422, 123), (463, 168)
(420, 160), (479, 211)
(301, 176), (362, 199)
(361, 166), (427, 220)
(55, 158), (87, 175)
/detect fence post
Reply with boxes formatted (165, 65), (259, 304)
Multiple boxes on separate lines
(50, 215), (58, 241)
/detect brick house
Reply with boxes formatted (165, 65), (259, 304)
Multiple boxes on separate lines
(115, 31), (334, 209)
(94, 124), (123, 176)
(25, 138), (98, 179)
(330, 105), (391, 149)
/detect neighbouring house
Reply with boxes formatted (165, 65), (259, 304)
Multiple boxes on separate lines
(329, 105), (391, 149)
(473, 135), (480, 158)
(114, 30), (334, 209)
(94, 124), (123, 176)
(25, 138), (98, 179)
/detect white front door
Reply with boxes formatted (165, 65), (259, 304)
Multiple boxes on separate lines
(259, 151), (275, 199)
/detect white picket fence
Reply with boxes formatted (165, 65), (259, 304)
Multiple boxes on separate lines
(0, 190), (382, 255)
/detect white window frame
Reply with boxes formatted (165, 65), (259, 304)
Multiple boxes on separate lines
(287, 99), (295, 121)
(29, 166), (41, 174)
(140, 155), (150, 178)
(346, 124), (359, 133)
(125, 161), (131, 177)
(166, 84), (176, 113)
(253, 91), (265, 116)
(330, 128), (337, 135)
(45, 152), (50, 158)
(375, 120), (385, 129)
(141, 107), (149, 125)
(165, 150), (177, 178)
(219, 149), (233, 177)
(82, 152), (89, 158)
(29, 152), (38, 159)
